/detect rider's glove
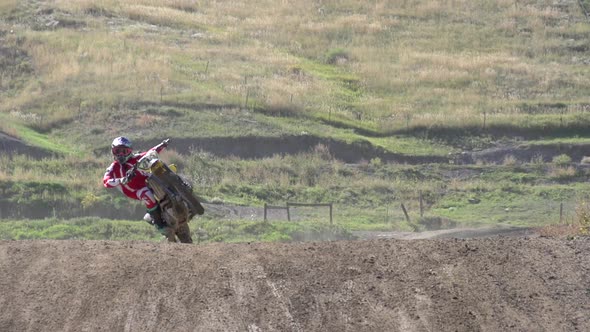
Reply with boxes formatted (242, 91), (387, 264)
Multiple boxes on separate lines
(160, 139), (170, 148)
(120, 169), (135, 185)
(126, 169), (136, 179)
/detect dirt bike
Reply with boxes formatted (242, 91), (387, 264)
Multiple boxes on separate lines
(135, 145), (204, 243)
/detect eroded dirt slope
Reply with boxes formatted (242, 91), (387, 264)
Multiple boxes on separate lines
(1, 237), (589, 332)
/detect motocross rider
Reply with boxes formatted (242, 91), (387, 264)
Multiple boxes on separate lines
(103, 136), (171, 236)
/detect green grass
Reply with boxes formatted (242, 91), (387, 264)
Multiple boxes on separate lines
(10, 121), (80, 155)
(2, 139), (590, 236)
(0, 218), (160, 241)
(0, 217), (355, 242)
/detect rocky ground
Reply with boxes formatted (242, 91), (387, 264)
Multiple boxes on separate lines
(1, 234), (589, 332)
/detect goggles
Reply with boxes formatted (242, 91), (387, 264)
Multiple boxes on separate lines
(112, 146), (132, 157)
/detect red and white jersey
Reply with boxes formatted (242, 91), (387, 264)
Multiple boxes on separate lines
(102, 144), (165, 200)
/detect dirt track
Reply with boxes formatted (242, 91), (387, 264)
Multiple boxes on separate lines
(1, 236), (589, 332)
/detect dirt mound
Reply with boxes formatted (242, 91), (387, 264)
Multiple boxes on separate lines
(1, 237), (588, 332)
(96, 136), (449, 164)
(0, 132), (53, 159)
(93, 136), (590, 166)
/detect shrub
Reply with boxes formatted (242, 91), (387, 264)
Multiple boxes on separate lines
(81, 192), (103, 210)
(542, 201), (590, 237)
(576, 202), (590, 235)
(370, 157), (382, 167)
(552, 154), (572, 166)
(502, 155), (518, 166)
(548, 165), (577, 180)
(324, 48), (350, 65)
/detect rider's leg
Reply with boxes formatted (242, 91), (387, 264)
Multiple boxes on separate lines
(147, 205), (166, 228)
(138, 187), (167, 229)
(138, 187), (175, 242)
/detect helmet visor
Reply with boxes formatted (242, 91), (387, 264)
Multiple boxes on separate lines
(112, 146), (132, 157)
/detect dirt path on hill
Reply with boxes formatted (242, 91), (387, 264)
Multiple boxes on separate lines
(0, 132), (53, 159)
(4, 127), (590, 165)
(352, 225), (538, 240)
(1, 236), (588, 332)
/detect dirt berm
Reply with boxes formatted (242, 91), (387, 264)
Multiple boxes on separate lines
(1, 237), (589, 332)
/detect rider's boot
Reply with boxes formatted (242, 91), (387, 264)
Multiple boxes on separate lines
(148, 206), (166, 228)
(149, 206), (175, 242)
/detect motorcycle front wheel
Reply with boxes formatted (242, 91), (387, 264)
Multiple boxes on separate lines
(176, 222), (193, 244)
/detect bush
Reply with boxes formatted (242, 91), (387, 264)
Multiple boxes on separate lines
(324, 48), (350, 65)
(548, 166), (577, 180)
(552, 154), (572, 165)
(576, 203), (590, 235)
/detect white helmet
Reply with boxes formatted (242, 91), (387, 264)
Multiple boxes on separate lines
(111, 136), (133, 163)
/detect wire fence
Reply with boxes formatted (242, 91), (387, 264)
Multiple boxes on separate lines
(260, 197), (585, 230)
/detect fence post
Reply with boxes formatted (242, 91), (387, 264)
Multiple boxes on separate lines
(287, 203), (291, 221)
(559, 202), (563, 224)
(329, 203), (333, 225)
(419, 191), (424, 217)
(264, 203), (267, 222)
(401, 203), (410, 222)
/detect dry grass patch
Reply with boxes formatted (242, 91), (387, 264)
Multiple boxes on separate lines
(537, 224), (584, 238)
(548, 166), (577, 180)
(4, 0), (589, 133)
(542, 201), (590, 237)
(0, 0), (17, 13)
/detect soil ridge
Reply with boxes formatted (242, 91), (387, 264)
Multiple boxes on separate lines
(1, 237), (588, 332)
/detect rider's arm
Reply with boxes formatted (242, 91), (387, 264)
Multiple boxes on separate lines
(103, 164), (123, 187)
(152, 139), (169, 153)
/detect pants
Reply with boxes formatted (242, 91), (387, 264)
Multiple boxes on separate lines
(135, 187), (158, 210)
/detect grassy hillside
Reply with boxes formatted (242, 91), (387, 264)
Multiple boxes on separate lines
(1, 0), (590, 240)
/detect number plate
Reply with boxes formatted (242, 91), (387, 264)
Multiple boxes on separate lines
(151, 160), (165, 176)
